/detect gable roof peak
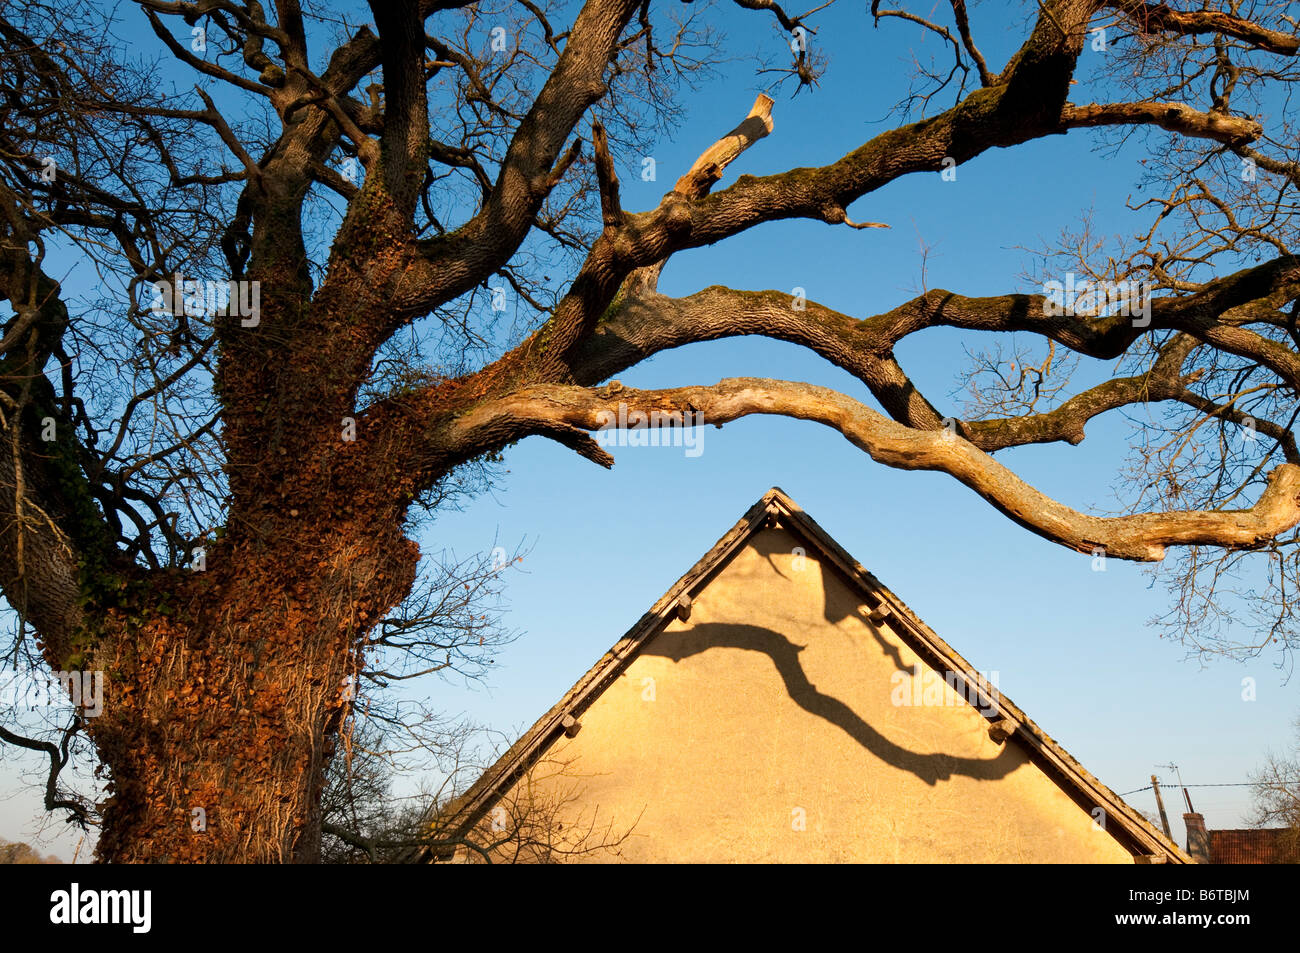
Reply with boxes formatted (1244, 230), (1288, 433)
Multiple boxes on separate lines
(414, 487), (1190, 864)
(760, 485), (796, 508)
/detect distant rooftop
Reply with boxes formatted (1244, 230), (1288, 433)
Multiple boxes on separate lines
(1209, 828), (1300, 864)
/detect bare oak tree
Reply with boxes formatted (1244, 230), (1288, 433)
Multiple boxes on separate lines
(3, 0), (1300, 861)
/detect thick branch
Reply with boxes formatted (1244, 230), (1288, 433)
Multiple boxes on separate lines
(0, 267), (107, 654)
(529, 5), (1274, 368)
(449, 378), (1300, 561)
(1108, 1), (1300, 56)
(1062, 100), (1262, 145)
(567, 257), (1300, 435)
(389, 0), (644, 318)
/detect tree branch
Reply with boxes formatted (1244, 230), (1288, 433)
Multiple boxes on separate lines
(1062, 100), (1263, 145)
(1107, 1), (1300, 56)
(448, 378), (1300, 561)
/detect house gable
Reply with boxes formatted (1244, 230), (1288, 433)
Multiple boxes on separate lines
(425, 489), (1187, 864)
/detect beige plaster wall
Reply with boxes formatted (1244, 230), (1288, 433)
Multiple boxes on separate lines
(482, 526), (1134, 863)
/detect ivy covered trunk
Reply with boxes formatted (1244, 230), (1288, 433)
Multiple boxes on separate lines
(76, 522), (419, 863)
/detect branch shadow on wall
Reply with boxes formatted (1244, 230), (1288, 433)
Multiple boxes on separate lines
(755, 530), (912, 673)
(643, 621), (1021, 786)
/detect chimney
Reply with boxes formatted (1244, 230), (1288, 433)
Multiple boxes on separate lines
(1178, 780), (1210, 863)
(1183, 812), (1210, 863)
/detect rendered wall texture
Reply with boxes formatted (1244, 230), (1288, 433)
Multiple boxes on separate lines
(480, 526), (1134, 863)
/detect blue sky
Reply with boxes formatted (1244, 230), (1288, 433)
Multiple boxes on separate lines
(2, 1), (1295, 860)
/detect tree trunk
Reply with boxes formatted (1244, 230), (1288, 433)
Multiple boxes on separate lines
(84, 521), (419, 863)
